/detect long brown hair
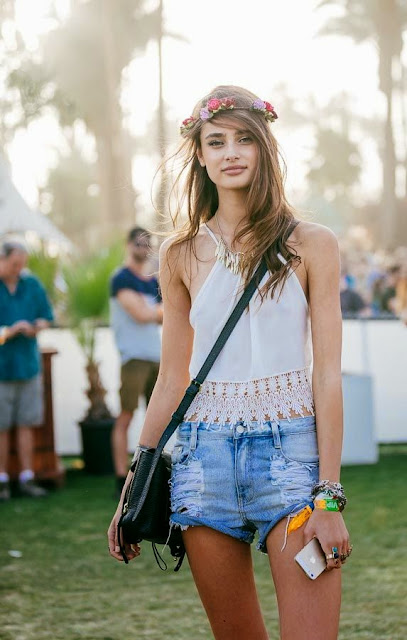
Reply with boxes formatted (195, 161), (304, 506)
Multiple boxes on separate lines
(166, 85), (301, 300)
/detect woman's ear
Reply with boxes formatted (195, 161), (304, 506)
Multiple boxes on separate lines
(197, 148), (206, 167)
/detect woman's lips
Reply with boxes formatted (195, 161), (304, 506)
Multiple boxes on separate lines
(222, 166), (246, 175)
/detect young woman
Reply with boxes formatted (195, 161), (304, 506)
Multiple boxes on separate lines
(108, 85), (351, 640)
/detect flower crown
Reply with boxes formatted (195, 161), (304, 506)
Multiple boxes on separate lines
(180, 96), (278, 137)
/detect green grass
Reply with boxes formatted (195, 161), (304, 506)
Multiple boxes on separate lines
(1, 450), (406, 640)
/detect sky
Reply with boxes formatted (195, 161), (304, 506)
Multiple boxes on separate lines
(6, 0), (386, 216)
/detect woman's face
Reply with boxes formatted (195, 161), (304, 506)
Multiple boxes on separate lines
(197, 119), (259, 191)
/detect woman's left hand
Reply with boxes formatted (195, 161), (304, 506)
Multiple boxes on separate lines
(303, 509), (350, 571)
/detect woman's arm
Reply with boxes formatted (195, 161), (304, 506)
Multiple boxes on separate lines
(138, 239), (194, 447)
(302, 223), (349, 568)
(307, 224), (343, 483)
(108, 237), (194, 561)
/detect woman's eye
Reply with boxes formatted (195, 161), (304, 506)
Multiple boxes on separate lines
(239, 136), (252, 143)
(208, 140), (223, 147)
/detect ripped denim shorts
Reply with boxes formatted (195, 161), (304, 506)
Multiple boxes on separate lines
(169, 415), (319, 552)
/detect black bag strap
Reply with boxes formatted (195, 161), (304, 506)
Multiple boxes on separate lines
(126, 256), (268, 509)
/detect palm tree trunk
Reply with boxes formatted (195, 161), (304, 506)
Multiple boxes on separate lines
(95, 131), (134, 242)
(155, 0), (168, 233)
(381, 83), (397, 249)
(399, 61), (407, 198)
(99, 0), (135, 239)
(378, 0), (399, 249)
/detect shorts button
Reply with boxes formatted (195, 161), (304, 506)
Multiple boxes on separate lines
(236, 425), (245, 434)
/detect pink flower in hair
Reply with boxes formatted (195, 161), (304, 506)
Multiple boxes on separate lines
(201, 97), (235, 120)
(180, 115), (196, 137)
(207, 98), (222, 111)
(180, 95), (277, 137)
(182, 117), (195, 127)
(223, 98), (234, 109)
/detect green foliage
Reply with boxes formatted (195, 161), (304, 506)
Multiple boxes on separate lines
(63, 243), (123, 326)
(0, 450), (406, 639)
(27, 249), (60, 304)
(62, 242), (123, 417)
(74, 318), (97, 366)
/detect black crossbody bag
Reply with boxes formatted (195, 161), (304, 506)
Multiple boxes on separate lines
(118, 257), (268, 571)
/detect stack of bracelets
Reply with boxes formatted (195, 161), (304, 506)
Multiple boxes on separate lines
(311, 480), (347, 512)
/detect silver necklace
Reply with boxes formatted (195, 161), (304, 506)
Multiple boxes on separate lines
(214, 213), (245, 275)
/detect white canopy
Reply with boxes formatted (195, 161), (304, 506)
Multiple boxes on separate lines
(0, 157), (73, 250)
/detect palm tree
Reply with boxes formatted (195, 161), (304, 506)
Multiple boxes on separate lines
(155, 0), (167, 231)
(317, 0), (406, 248)
(5, 1), (160, 242)
(63, 243), (124, 421)
(44, 0), (160, 238)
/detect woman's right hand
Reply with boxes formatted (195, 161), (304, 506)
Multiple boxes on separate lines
(107, 507), (141, 562)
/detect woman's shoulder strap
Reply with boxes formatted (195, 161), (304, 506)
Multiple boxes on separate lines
(287, 219), (300, 235)
(202, 223), (219, 246)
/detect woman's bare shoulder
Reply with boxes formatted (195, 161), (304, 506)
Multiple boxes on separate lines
(159, 226), (211, 254)
(159, 226), (214, 282)
(159, 231), (190, 263)
(161, 226), (216, 261)
(294, 221), (339, 266)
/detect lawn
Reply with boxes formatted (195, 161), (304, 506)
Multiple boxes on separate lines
(1, 448), (406, 640)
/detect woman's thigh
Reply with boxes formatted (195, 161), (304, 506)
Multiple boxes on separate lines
(267, 519), (341, 640)
(183, 526), (269, 640)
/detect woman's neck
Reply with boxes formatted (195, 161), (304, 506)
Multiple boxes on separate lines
(215, 189), (248, 238)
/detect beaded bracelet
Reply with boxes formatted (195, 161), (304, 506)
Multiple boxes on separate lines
(312, 480), (347, 511)
(312, 480), (345, 495)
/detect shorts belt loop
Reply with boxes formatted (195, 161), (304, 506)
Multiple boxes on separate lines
(190, 422), (198, 452)
(271, 421), (281, 448)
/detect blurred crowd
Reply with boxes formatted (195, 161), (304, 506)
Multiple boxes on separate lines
(340, 245), (407, 320)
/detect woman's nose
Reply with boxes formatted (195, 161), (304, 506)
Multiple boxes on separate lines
(225, 145), (240, 161)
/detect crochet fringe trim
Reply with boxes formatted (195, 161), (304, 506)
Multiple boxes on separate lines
(184, 368), (315, 425)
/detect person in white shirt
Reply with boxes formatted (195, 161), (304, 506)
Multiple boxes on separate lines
(108, 86), (351, 640)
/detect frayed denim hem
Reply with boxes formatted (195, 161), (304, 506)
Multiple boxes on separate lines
(170, 514), (254, 545)
(256, 500), (311, 553)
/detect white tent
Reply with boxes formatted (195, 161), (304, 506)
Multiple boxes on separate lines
(0, 157), (73, 250)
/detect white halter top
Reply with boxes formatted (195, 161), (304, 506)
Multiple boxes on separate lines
(185, 224), (314, 425)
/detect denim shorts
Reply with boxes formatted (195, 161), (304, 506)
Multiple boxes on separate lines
(169, 415), (319, 552)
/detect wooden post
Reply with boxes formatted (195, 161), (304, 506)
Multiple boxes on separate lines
(8, 348), (66, 487)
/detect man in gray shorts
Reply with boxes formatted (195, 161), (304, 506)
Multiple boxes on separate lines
(0, 241), (54, 501)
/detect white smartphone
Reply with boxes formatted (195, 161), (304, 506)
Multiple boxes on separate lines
(294, 538), (327, 580)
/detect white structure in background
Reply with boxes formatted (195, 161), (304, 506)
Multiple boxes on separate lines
(38, 319), (407, 464)
(0, 155), (72, 250)
(342, 319), (378, 464)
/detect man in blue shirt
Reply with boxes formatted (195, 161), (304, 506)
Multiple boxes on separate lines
(110, 227), (162, 496)
(0, 241), (54, 501)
